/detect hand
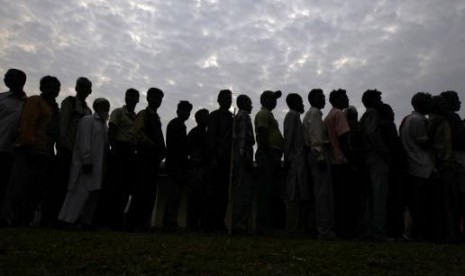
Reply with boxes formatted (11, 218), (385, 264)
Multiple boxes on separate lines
(82, 164), (93, 174)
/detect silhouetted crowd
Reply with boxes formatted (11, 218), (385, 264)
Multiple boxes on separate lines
(1, 68), (465, 243)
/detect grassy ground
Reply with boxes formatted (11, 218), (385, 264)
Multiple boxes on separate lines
(1, 228), (465, 275)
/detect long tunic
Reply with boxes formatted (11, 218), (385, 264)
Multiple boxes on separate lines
(59, 113), (108, 223)
(283, 110), (309, 201)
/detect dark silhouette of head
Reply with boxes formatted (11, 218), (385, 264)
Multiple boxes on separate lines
(75, 77), (92, 101)
(362, 89), (382, 108)
(377, 103), (395, 122)
(237, 94), (252, 114)
(177, 100), (193, 122)
(411, 92), (432, 115)
(125, 88), (140, 112)
(286, 93), (304, 114)
(195, 109), (209, 127)
(4, 68), (26, 94)
(93, 98), (110, 121)
(329, 89), (349, 109)
(430, 95), (449, 116)
(308, 88), (325, 109)
(218, 89), (232, 110)
(260, 90), (282, 111)
(440, 90), (461, 112)
(40, 76), (60, 101)
(147, 87), (164, 110)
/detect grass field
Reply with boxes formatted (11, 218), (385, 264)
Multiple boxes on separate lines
(1, 228), (465, 275)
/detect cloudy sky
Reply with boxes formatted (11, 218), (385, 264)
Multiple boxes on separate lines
(1, 0), (464, 130)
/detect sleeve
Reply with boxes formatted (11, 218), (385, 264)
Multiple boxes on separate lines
(283, 112), (295, 162)
(334, 111), (350, 137)
(307, 110), (325, 160)
(133, 111), (154, 147)
(411, 117), (429, 144)
(59, 97), (73, 148)
(76, 117), (93, 165)
(17, 97), (40, 147)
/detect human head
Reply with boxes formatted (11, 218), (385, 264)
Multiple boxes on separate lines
(125, 88), (140, 111)
(411, 92), (432, 115)
(361, 89), (382, 108)
(286, 93), (304, 114)
(93, 98), (110, 121)
(4, 68), (26, 93)
(39, 76), (61, 101)
(147, 87), (164, 110)
(260, 90), (282, 111)
(75, 77), (92, 101)
(218, 89), (232, 110)
(177, 100), (193, 122)
(308, 88), (325, 109)
(430, 95), (449, 116)
(195, 108), (209, 127)
(344, 106), (358, 128)
(440, 90), (461, 112)
(236, 94), (252, 114)
(377, 103), (395, 122)
(329, 89), (349, 109)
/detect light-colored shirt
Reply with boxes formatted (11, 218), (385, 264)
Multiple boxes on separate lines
(0, 91), (26, 152)
(303, 107), (329, 161)
(109, 106), (137, 145)
(324, 107), (350, 164)
(400, 111), (434, 178)
(254, 107), (284, 150)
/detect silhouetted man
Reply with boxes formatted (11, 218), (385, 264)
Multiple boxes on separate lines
(207, 89), (233, 231)
(99, 88), (140, 230)
(303, 89), (335, 239)
(0, 69), (26, 209)
(59, 98), (110, 228)
(186, 109), (209, 231)
(163, 101), (193, 231)
(128, 87), (166, 231)
(283, 93), (309, 235)
(232, 95), (255, 234)
(2, 76), (60, 226)
(255, 90), (283, 234)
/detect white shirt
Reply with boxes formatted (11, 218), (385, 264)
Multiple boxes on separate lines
(0, 91), (25, 152)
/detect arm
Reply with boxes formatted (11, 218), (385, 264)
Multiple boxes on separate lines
(283, 112), (295, 163)
(17, 97), (40, 149)
(362, 110), (388, 154)
(133, 111), (154, 147)
(59, 97), (73, 149)
(76, 117), (93, 173)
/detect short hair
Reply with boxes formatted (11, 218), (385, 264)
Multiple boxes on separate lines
(411, 92), (431, 110)
(93, 98), (110, 111)
(39, 76), (60, 92)
(308, 88), (323, 106)
(361, 89), (382, 107)
(147, 87), (164, 98)
(218, 89), (232, 100)
(236, 94), (251, 110)
(440, 90), (458, 104)
(75, 77), (91, 88)
(286, 93), (302, 108)
(329, 89), (347, 106)
(195, 108), (209, 123)
(125, 88), (139, 98)
(178, 100), (193, 112)
(5, 68), (27, 86)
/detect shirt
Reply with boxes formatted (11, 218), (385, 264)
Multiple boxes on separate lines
(165, 117), (189, 170)
(359, 107), (388, 154)
(109, 105), (137, 145)
(59, 96), (92, 151)
(133, 107), (166, 159)
(303, 107), (329, 161)
(207, 108), (233, 160)
(234, 110), (255, 162)
(254, 107), (284, 150)
(400, 111), (434, 178)
(0, 91), (26, 152)
(324, 107), (350, 164)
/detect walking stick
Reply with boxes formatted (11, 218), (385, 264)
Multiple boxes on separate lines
(227, 107), (237, 235)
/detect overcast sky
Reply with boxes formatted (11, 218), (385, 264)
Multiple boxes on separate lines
(1, 0), (464, 130)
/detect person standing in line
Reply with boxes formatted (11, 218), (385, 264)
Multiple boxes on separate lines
(127, 88), (166, 231)
(97, 88), (140, 230)
(42, 77), (92, 226)
(186, 109), (210, 231)
(1, 76), (60, 226)
(400, 92), (435, 241)
(303, 89), (335, 239)
(231, 95), (255, 234)
(254, 90), (283, 234)
(58, 98), (110, 228)
(207, 89), (233, 231)
(359, 89), (389, 240)
(163, 101), (193, 232)
(283, 93), (309, 235)
(0, 69), (27, 210)
(323, 89), (353, 238)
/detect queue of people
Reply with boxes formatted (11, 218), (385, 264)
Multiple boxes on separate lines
(0, 68), (464, 243)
